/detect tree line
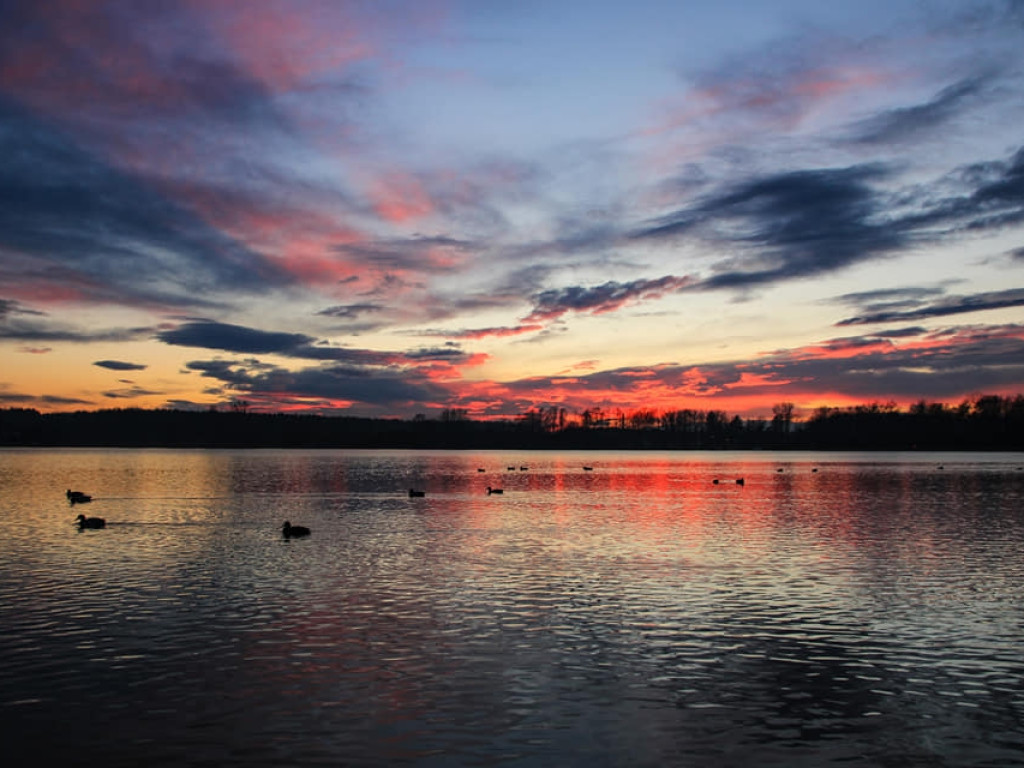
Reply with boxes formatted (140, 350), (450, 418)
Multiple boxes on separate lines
(0, 394), (1021, 450)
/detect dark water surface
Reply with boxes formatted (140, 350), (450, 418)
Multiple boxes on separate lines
(1, 449), (1022, 766)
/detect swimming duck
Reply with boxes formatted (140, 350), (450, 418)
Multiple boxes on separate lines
(487, 486), (504, 495)
(66, 489), (92, 504)
(408, 488), (426, 498)
(282, 521), (310, 538)
(75, 513), (105, 529)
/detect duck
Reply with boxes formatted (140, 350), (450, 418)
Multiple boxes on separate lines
(486, 486), (504, 495)
(66, 489), (92, 504)
(712, 478), (720, 485)
(282, 521), (310, 538)
(408, 488), (426, 498)
(75, 513), (105, 529)
(582, 466), (593, 471)
(736, 478), (745, 486)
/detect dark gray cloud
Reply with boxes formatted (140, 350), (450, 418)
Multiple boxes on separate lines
(836, 288), (1024, 325)
(872, 327), (929, 338)
(184, 358), (451, 410)
(908, 146), (1024, 233)
(833, 285), (951, 309)
(830, 285), (954, 321)
(848, 75), (992, 145)
(316, 303), (385, 320)
(525, 275), (694, 322)
(0, 97), (293, 309)
(157, 322), (314, 354)
(159, 320), (478, 367)
(93, 360), (148, 371)
(103, 386), (163, 399)
(633, 165), (903, 289)
(0, 390), (91, 406)
(0, 316), (152, 343)
(629, 145), (1024, 294)
(0, 298), (45, 320)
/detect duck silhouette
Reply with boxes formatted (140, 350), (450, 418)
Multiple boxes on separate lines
(75, 513), (105, 529)
(66, 489), (92, 504)
(408, 488), (426, 498)
(282, 521), (310, 538)
(487, 486), (503, 495)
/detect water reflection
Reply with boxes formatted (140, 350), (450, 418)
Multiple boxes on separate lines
(1, 449), (1023, 766)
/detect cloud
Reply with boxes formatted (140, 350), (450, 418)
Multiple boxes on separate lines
(461, 323), (1024, 416)
(103, 386), (163, 399)
(836, 288), (1024, 325)
(643, 33), (894, 144)
(0, 98), (293, 309)
(316, 303), (385, 320)
(333, 236), (478, 274)
(157, 321), (315, 354)
(158, 320), (481, 369)
(0, 313), (153, 344)
(629, 144), (1024, 294)
(0, 298), (45, 320)
(425, 324), (545, 340)
(634, 164), (903, 289)
(872, 327), (928, 339)
(184, 358), (452, 412)
(909, 145), (1024, 234)
(832, 285), (952, 311)
(0, 389), (91, 406)
(524, 275), (695, 322)
(93, 360), (149, 371)
(848, 74), (992, 145)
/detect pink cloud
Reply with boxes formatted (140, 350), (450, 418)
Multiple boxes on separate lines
(369, 172), (436, 224)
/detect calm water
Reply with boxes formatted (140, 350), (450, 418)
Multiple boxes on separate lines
(1, 449), (1023, 767)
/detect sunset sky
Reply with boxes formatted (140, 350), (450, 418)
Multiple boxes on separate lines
(2, 0), (1023, 420)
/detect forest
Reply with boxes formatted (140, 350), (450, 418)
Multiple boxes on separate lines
(1, 394), (1022, 450)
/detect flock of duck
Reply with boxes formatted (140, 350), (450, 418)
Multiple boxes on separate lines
(80, 462), (981, 538)
(66, 477), (516, 537)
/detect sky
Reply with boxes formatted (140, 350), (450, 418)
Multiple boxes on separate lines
(2, 0), (1024, 421)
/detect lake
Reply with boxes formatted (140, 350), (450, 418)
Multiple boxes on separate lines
(1, 448), (1022, 766)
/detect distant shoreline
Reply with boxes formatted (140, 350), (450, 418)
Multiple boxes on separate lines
(2, 401), (1022, 451)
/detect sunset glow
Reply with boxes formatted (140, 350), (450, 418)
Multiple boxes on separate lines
(2, 0), (1023, 420)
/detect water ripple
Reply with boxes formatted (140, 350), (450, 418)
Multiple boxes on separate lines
(2, 449), (1023, 766)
